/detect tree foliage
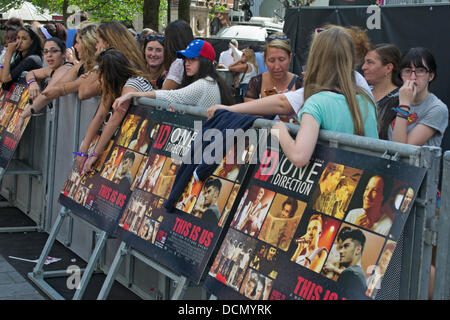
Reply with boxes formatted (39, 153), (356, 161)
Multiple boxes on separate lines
(0, 0), (144, 24)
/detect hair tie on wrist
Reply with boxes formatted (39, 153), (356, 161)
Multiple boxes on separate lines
(27, 79), (36, 87)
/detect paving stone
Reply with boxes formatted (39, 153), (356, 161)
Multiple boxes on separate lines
(0, 255), (45, 300)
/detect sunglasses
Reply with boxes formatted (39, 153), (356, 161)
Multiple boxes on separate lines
(266, 35), (290, 43)
(146, 34), (165, 42)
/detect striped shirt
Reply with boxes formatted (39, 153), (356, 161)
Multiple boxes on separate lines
(124, 77), (153, 92)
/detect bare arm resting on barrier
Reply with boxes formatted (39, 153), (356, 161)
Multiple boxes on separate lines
(206, 93), (294, 119)
(82, 86), (138, 173)
(75, 98), (109, 173)
(41, 63), (94, 100)
(77, 71), (101, 100)
(112, 91), (156, 113)
(15, 63), (73, 139)
(271, 114), (320, 168)
(25, 68), (51, 99)
(0, 41), (17, 83)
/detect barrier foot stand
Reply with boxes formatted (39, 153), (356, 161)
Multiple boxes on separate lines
(72, 230), (108, 300)
(97, 241), (129, 300)
(27, 206), (70, 300)
(171, 275), (189, 300)
(27, 207), (106, 300)
(97, 242), (190, 300)
(129, 246), (189, 300)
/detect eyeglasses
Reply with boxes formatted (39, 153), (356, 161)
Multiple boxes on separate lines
(146, 34), (165, 42)
(266, 35), (290, 43)
(43, 49), (61, 55)
(400, 67), (429, 77)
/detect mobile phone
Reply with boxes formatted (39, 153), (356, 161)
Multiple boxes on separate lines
(264, 87), (278, 96)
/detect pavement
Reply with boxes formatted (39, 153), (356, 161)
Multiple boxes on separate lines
(0, 205), (140, 300)
(0, 254), (45, 300)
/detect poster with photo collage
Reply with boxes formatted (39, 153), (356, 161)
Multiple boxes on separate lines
(115, 108), (259, 284)
(58, 104), (157, 234)
(204, 138), (426, 300)
(0, 78), (32, 173)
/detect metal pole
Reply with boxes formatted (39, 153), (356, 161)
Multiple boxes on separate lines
(97, 242), (129, 300)
(433, 151), (450, 299)
(72, 231), (108, 300)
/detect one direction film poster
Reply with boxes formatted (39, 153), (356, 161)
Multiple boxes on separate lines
(115, 108), (258, 284)
(58, 104), (156, 234)
(0, 79), (32, 173)
(204, 139), (426, 300)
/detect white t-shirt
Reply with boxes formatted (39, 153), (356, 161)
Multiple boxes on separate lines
(219, 47), (243, 68)
(124, 77), (153, 92)
(282, 71), (374, 118)
(164, 58), (184, 85)
(155, 76), (221, 108)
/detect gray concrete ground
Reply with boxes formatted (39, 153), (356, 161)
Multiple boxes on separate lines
(0, 254), (45, 300)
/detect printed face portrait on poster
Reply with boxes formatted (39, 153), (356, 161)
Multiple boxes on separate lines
(204, 137), (426, 300)
(58, 105), (152, 234)
(0, 79), (32, 173)
(114, 108), (258, 284)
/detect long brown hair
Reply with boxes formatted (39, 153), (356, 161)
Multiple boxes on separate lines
(78, 23), (98, 72)
(97, 22), (149, 80)
(304, 27), (375, 136)
(97, 49), (149, 110)
(163, 20), (194, 70)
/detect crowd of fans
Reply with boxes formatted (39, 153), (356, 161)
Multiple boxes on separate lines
(0, 16), (448, 173)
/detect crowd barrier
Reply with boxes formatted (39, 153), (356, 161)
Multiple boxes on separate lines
(1, 90), (448, 300)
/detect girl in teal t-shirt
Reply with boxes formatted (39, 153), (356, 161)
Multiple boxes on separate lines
(271, 27), (378, 168)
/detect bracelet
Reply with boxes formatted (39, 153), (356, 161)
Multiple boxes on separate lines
(0, 65), (3, 69)
(396, 113), (409, 120)
(398, 104), (410, 111)
(27, 79), (37, 87)
(392, 107), (409, 116)
(73, 151), (88, 157)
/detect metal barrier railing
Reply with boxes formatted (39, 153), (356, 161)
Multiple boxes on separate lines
(434, 151), (450, 299)
(6, 91), (445, 300)
(136, 96), (442, 300)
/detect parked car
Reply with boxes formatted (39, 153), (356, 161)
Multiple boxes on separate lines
(214, 18), (283, 42)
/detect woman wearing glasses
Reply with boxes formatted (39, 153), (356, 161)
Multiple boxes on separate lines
(142, 34), (166, 89)
(0, 26), (42, 91)
(15, 37), (73, 138)
(391, 47), (448, 147)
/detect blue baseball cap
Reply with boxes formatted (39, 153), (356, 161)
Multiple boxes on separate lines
(176, 39), (216, 62)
